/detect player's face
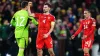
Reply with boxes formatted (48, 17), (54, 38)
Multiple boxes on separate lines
(43, 5), (50, 13)
(28, 2), (33, 7)
(26, 6), (28, 10)
(84, 11), (90, 18)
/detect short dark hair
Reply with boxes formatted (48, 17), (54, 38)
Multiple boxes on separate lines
(44, 3), (52, 8)
(21, 1), (28, 8)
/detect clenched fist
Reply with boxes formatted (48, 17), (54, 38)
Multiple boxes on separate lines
(28, 1), (32, 7)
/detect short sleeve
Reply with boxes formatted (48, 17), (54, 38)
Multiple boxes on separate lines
(79, 19), (83, 25)
(51, 16), (55, 22)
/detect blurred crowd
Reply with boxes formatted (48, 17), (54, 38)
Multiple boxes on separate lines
(0, 0), (100, 56)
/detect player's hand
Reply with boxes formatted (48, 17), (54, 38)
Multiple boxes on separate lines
(28, 1), (32, 7)
(71, 35), (75, 40)
(82, 35), (87, 39)
(43, 34), (49, 38)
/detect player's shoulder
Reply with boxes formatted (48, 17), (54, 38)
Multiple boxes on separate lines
(15, 10), (22, 14)
(14, 11), (19, 16)
(90, 17), (96, 22)
(18, 10), (28, 15)
(19, 10), (28, 13)
(90, 18), (96, 26)
(79, 19), (84, 22)
(49, 14), (55, 18)
(37, 13), (42, 14)
(91, 18), (96, 21)
(37, 13), (42, 16)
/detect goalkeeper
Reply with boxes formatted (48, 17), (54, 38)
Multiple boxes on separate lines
(10, 1), (38, 56)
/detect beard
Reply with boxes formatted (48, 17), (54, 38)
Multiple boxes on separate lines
(43, 10), (49, 13)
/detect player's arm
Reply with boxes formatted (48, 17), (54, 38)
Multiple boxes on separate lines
(28, 2), (35, 17)
(27, 6), (35, 17)
(71, 21), (83, 39)
(10, 15), (15, 26)
(28, 16), (38, 25)
(44, 16), (55, 38)
(27, 6), (39, 18)
(28, 1), (40, 18)
(73, 23), (83, 36)
(47, 22), (55, 35)
(87, 19), (96, 37)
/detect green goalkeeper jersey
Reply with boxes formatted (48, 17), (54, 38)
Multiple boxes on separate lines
(10, 10), (38, 38)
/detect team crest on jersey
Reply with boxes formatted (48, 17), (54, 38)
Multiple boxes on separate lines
(48, 17), (50, 19)
(92, 22), (96, 26)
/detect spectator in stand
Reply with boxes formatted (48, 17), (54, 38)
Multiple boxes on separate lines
(0, 20), (11, 56)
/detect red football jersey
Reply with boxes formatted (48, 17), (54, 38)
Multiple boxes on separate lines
(74, 17), (96, 40)
(35, 13), (55, 38)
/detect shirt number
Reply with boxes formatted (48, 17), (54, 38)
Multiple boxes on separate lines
(16, 16), (25, 26)
(84, 22), (88, 29)
(43, 19), (46, 23)
(85, 40), (91, 47)
(84, 25), (88, 29)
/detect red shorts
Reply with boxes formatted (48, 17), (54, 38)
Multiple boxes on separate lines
(36, 35), (53, 49)
(82, 38), (93, 49)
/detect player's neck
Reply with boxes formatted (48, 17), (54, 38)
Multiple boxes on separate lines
(85, 16), (91, 19)
(43, 12), (50, 15)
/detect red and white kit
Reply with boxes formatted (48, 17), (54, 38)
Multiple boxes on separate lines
(73, 17), (96, 49)
(35, 13), (55, 49)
